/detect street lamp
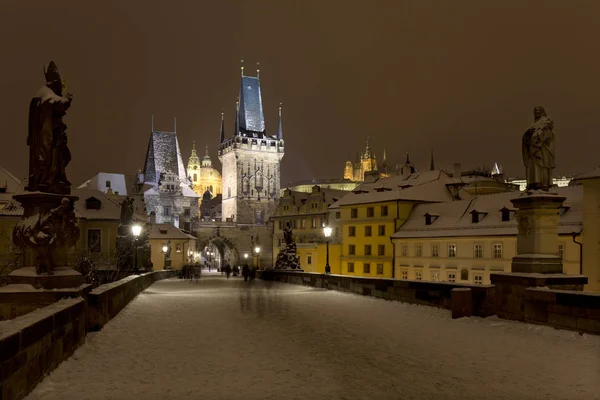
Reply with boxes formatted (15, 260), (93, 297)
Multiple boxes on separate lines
(254, 246), (260, 269)
(244, 253), (249, 260)
(323, 225), (332, 274)
(132, 224), (142, 273)
(162, 244), (168, 269)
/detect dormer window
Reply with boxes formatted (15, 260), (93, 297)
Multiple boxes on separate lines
(85, 197), (101, 210)
(470, 210), (488, 223)
(424, 213), (439, 225)
(499, 207), (514, 222)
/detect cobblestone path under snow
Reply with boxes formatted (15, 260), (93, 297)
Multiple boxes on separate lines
(27, 275), (600, 400)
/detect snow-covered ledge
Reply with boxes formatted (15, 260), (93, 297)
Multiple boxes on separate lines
(87, 270), (177, 331)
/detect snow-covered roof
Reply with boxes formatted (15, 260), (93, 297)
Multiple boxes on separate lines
(0, 188), (121, 221)
(573, 166), (600, 181)
(143, 130), (188, 185)
(331, 170), (467, 207)
(148, 223), (196, 240)
(392, 186), (582, 239)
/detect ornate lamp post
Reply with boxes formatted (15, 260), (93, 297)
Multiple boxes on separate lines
(323, 226), (332, 274)
(162, 244), (168, 269)
(132, 224), (142, 273)
(254, 246), (260, 269)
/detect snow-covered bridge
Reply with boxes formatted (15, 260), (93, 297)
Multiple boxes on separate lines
(26, 275), (600, 400)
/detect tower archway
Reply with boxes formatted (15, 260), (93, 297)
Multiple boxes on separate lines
(200, 235), (239, 269)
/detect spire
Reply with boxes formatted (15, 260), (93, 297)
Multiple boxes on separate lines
(192, 141), (196, 152)
(406, 152), (410, 164)
(151, 114), (155, 132)
(234, 98), (240, 136)
(240, 57), (244, 77)
(205, 145), (210, 158)
(430, 148), (435, 171)
(256, 62), (260, 79)
(174, 117), (177, 133)
(277, 102), (283, 140)
(219, 110), (225, 143)
(366, 136), (371, 151)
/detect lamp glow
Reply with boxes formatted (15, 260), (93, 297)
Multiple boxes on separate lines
(131, 224), (142, 237)
(255, 246), (260, 254)
(162, 245), (168, 253)
(244, 253), (249, 259)
(323, 226), (333, 238)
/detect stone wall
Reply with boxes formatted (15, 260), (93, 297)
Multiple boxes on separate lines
(0, 298), (86, 400)
(260, 271), (497, 317)
(87, 270), (177, 331)
(0, 285), (92, 321)
(524, 288), (600, 334)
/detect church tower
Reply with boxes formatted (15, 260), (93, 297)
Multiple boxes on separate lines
(218, 61), (284, 224)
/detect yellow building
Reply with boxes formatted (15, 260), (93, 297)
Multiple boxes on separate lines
(148, 223), (197, 270)
(271, 185), (347, 272)
(573, 168), (600, 291)
(391, 186), (582, 285)
(333, 170), (468, 278)
(187, 142), (222, 197)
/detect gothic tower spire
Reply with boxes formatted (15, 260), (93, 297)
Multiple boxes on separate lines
(256, 62), (260, 79)
(277, 102), (283, 140)
(219, 111), (225, 143)
(234, 98), (240, 136)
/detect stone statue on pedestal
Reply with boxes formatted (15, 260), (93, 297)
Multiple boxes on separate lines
(274, 223), (301, 270)
(522, 106), (555, 191)
(10, 62), (80, 282)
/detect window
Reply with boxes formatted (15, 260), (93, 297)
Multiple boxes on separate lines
(365, 226), (372, 237)
(256, 210), (263, 224)
(415, 270), (423, 280)
(447, 272), (456, 283)
(184, 207), (191, 216)
(307, 255), (312, 265)
(493, 243), (503, 259)
(163, 206), (171, 216)
(474, 244), (483, 258)
(292, 220), (297, 229)
(364, 245), (372, 256)
(335, 212), (341, 219)
(349, 245), (356, 255)
(349, 226), (356, 237)
(474, 274), (483, 284)
(311, 218), (317, 228)
(367, 207), (374, 217)
(460, 268), (469, 281)
(348, 262), (355, 273)
(376, 263), (384, 274)
(87, 229), (101, 253)
(448, 244), (456, 258)
(401, 269), (408, 280)
(381, 205), (388, 217)
(363, 263), (371, 274)
(183, 222), (191, 232)
(558, 244), (564, 259)
(351, 208), (358, 219)
(501, 207), (511, 222)
(401, 244), (408, 257)
(301, 219), (306, 229)
(431, 270), (440, 282)
(415, 244), (422, 257)
(378, 244), (385, 256)
(432, 244), (440, 257)
(378, 225), (386, 236)
(105, 180), (111, 188)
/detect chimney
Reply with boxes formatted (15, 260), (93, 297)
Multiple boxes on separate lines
(453, 163), (461, 179)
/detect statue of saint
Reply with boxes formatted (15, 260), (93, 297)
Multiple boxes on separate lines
(119, 197), (134, 226)
(283, 222), (293, 245)
(26, 62), (73, 195)
(522, 106), (556, 191)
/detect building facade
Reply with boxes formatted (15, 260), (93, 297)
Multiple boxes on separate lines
(343, 139), (389, 182)
(391, 187), (582, 285)
(187, 142), (222, 197)
(271, 186), (346, 272)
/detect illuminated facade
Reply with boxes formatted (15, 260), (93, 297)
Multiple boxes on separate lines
(343, 139), (389, 182)
(187, 142), (222, 197)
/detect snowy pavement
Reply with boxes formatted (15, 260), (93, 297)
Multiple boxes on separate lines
(27, 276), (600, 400)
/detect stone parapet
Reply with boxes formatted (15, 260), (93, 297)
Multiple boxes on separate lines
(259, 271), (496, 317)
(0, 298), (86, 400)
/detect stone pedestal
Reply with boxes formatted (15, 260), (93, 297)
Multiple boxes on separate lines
(510, 191), (566, 274)
(6, 266), (83, 289)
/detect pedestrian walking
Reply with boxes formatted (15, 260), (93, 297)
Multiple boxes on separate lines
(242, 264), (249, 281)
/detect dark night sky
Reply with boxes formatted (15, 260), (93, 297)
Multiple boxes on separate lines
(1, 0), (599, 186)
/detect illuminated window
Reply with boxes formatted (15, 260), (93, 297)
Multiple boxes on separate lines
(447, 272), (456, 283)
(415, 270), (423, 280)
(415, 244), (422, 257)
(431, 270), (440, 281)
(474, 244), (483, 259)
(474, 274), (483, 284)
(448, 244), (456, 258)
(493, 243), (503, 259)
(432, 244), (440, 257)
(401, 269), (408, 280)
